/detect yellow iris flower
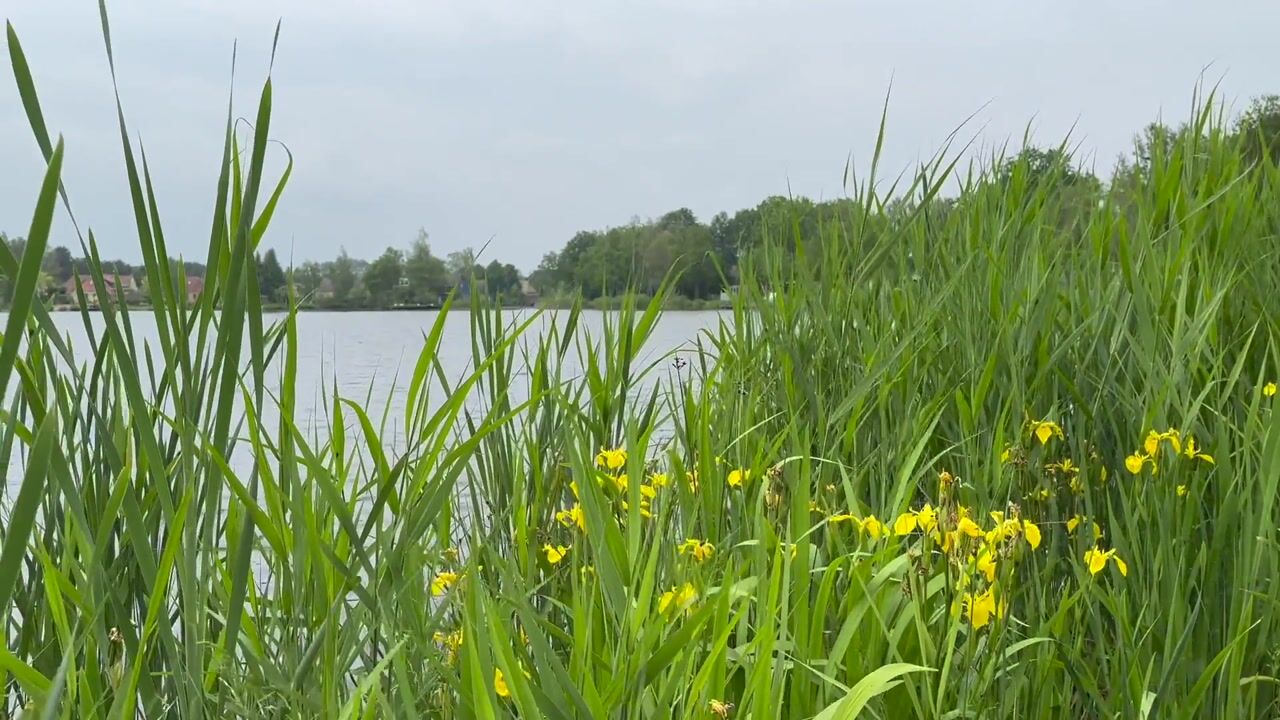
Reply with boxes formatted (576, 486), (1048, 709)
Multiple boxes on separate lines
(430, 571), (459, 596)
(543, 544), (569, 565)
(957, 516), (983, 539)
(1124, 452), (1151, 475)
(658, 582), (697, 614)
(1182, 436), (1214, 464)
(1022, 520), (1042, 550)
(556, 504), (586, 531)
(893, 504), (938, 536)
(1143, 429), (1181, 457)
(976, 549), (997, 583)
(1067, 515), (1103, 540)
(678, 538), (715, 562)
(1083, 545), (1128, 577)
(964, 587), (1007, 629)
(1046, 458), (1079, 475)
(1028, 419), (1064, 445)
(494, 668), (510, 698)
(595, 447), (627, 471)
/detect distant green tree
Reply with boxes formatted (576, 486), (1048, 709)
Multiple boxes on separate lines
(257, 249), (287, 302)
(556, 231), (598, 290)
(529, 251), (560, 294)
(403, 229), (450, 305)
(363, 247), (404, 307)
(329, 249), (358, 305)
(290, 261), (324, 300)
(43, 246), (73, 284)
(658, 208), (698, 229)
(0, 234), (28, 308)
(1236, 95), (1280, 165)
(446, 247), (484, 297)
(999, 147), (1097, 189)
(446, 248), (477, 283)
(483, 260), (521, 300)
(709, 211), (748, 275)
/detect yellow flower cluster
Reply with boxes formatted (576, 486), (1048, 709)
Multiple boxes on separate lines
(828, 477), (1043, 633)
(553, 447), (671, 538)
(880, 504), (1041, 555)
(1125, 428), (1214, 475)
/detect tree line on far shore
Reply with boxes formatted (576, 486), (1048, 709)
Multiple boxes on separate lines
(3, 95), (1279, 311)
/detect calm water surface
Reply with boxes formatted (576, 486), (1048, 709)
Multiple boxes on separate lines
(2, 310), (726, 487)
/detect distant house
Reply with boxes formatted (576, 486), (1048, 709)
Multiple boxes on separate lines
(64, 275), (129, 305)
(185, 276), (205, 303)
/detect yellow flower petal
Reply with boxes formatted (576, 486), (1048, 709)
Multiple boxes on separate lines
(1124, 453), (1146, 475)
(916, 504), (938, 533)
(976, 550), (997, 583)
(861, 515), (886, 539)
(893, 512), (918, 536)
(966, 590), (997, 629)
(1084, 548), (1106, 575)
(1034, 424), (1053, 446)
(431, 571), (459, 596)
(1143, 431), (1160, 457)
(1022, 520), (1042, 550)
(1265, 381), (1277, 398)
(543, 544), (569, 565)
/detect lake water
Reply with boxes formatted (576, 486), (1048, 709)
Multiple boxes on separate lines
(2, 309), (727, 487)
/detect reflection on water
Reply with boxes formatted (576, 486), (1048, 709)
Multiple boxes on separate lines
(2, 309), (726, 487)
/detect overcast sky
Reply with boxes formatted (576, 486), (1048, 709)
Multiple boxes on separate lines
(2, 1), (1276, 272)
